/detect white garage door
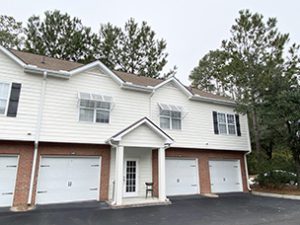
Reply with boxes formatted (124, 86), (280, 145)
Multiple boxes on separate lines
(209, 160), (243, 193)
(0, 156), (18, 207)
(36, 156), (101, 204)
(166, 158), (199, 196)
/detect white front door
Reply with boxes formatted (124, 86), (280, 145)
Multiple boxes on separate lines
(166, 158), (199, 196)
(36, 156), (101, 204)
(123, 159), (138, 197)
(0, 156), (18, 207)
(209, 160), (243, 193)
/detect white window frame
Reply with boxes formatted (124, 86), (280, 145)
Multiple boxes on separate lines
(159, 104), (182, 130)
(78, 92), (112, 124)
(217, 112), (237, 135)
(0, 82), (11, 116)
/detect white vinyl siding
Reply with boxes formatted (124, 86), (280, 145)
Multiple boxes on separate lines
(0, 51), (41, 141)
(0, 49), (251, 151)
(217, 112), (236, 135)
(0, 82), (10, 115)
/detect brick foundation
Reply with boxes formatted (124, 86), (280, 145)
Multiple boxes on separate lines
(152, 148), (249, 197)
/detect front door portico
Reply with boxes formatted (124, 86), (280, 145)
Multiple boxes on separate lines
(107, 117), (173, 206)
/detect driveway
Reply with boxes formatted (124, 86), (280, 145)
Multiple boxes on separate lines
(1, 194), (300, 225)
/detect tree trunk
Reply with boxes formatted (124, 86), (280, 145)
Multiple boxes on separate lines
(252, 107), (261, 152)
(293, 153), (300, 189)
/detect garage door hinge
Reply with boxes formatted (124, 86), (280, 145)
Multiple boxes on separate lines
(191, 184), (197, 187)
(37, 191), (47, 194)
(236, 183), (240, 185)
(91, 165), (99, 167)
(190, 165), (196, 167)
(6, 165), (17, 168)
(89, 188), (98, 191)
(2, 192), (13, 195)
(234, 166), (238, 168)
(211, 183), (214, 186)
(40, 165), (50, 167)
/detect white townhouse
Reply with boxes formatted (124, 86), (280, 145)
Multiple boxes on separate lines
(0, 46), (251, 210)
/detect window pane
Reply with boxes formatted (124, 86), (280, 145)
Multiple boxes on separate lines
(79, 108), (94, 122)
(171, 111), (181, 118)
(217, 113), (226, 123)
(96, 101), (111, 110)
(80, 99), (95, 108)
(96, 110), (110, 123)
(172, 118), (181, 130)
(228, 124), (236, 135)
(160, 117), (170, 129)
(219, 124), (227, 134)
(0, 83), (9, 99)
(227, 114), (235, 124)
(0, 99), (7, 114)
(160, 110), (170, 116)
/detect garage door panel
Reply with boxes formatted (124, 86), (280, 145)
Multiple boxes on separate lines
(0, 156), (18, 207)
(166, 159), (199, 196)
(209, 160), (242, 193)
(36, 156), (101, 205)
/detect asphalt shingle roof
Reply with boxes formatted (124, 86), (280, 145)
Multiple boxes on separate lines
(9, 49), (233, 102)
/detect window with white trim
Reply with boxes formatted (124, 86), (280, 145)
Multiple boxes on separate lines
(0, 82), (10, 115)
(78, 92), (112, 123)
(217, 112), (236, 135)
(159, 103), (182, 130)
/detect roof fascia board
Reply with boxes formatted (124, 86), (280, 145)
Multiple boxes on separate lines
(190, 95), (236, 106)
(154, 77), (193, 97)
(0, 46), (26, 67)
(70, 61), (124, 85)
(111, 118), (173, 144)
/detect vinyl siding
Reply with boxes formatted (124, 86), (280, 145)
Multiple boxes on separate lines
(39, 70), (149, 143)
(151, 82), (251, 151)
(120, 124), (166, 148)
(0, 54), (251, 151)
(0, 51), (42, 141)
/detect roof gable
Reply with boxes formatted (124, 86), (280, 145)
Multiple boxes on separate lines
(108, 117), (173, 146)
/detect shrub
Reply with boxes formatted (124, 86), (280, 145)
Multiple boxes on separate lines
(256, 170), (297, 188)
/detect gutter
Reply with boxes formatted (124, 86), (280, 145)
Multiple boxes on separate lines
(121, 82), (153, 93)
(27, 71), (48, 205)
(24, 65), (70, 79)
(244, 152), (252, 191)
(189, 95), (236, 107)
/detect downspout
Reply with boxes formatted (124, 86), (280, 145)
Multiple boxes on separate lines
(149, 91), (155, 120)
(244, 152), (251, 191)
(27, 71), (47, 205)
(108, 140), (119, 205)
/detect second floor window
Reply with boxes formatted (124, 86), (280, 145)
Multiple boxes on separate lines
(217, 112), (236, 135)
(78, 92), (112, 123)
(159, 103), (183, 130)
(0, 82), (10, 115)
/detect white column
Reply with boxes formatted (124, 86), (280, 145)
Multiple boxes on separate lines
(114, 145), (124, 205)
(158, 147), (166, 201)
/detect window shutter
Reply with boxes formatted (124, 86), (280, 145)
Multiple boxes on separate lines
(235, 114), (241, 136)
(212, 111), (219, 134)
(7, 83), (22, 117)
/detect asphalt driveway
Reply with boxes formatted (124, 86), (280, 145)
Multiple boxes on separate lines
(1, 193), (300, 225)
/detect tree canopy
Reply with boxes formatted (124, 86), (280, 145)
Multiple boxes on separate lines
(0, 15), (24, 49)
(0, 10), (175, 77)
(190, 9), (300, 187)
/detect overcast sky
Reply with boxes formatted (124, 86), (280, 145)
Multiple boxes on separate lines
(1, 0), (299, 84)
